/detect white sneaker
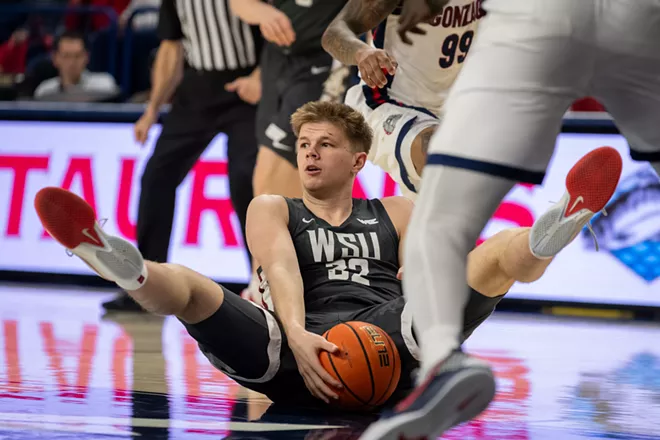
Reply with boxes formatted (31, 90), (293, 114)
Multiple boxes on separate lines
(34, 187), (147, 291)
(529, 146), (623, 259)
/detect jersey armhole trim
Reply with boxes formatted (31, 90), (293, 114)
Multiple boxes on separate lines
(283, 197), (300, 236)
(371, 198), (401, 253)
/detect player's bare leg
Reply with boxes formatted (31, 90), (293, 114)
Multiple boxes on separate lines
(410, 126), (436, 178)
(128, 262), (224, 323)
(34, 187), (224, 324)
(467, 227), (554, 297)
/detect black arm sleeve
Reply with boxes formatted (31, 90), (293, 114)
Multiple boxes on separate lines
(157, 0), (184, 41)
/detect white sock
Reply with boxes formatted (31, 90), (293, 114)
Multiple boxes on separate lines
(403, 165), (516, 376)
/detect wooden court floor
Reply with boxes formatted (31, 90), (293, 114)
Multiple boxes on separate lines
(1, 283), (660, 439)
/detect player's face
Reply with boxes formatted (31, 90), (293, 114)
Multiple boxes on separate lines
(296, 121), (367, 193)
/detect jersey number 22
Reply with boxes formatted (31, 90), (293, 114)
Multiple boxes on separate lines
(327, 258), (370, 286)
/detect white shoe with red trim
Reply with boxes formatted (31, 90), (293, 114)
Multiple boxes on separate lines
(34, 187), (148, 292)
(529, 146), (623, 259)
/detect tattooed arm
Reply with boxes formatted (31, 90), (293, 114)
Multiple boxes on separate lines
(322, 0), (399, 88)
(322, 0), (397, 65)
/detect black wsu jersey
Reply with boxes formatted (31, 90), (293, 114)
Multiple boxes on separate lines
(284, 197), (402, 313)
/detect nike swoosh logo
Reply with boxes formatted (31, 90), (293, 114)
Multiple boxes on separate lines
(311, 66), (330, 75)
(302, 218), (314, 223)
(569, 196), (585, 213)
(82, 228), (101, 245)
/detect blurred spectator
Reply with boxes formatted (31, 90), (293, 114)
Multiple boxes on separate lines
(65, 0), (130, 32)
(0, 29), (29, 74)
(33, 30), (119, 101)
(0, 17), (53, 75)
(120, 0), (160, 31)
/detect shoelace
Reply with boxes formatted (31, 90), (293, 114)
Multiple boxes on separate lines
(585, 208), (607, 252)
(65, 218), (108, 257)
(549, 199), (607, 252)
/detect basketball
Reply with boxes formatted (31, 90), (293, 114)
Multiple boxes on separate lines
(320, 321), (401, 410)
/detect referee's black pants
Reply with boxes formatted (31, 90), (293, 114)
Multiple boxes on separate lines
(136, 69), (258, 266)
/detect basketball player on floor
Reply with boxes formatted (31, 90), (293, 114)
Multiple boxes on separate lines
(322, 0), (482, 199)
(230, 0), (352, 300)
(34, 102), (620, 412)
(359, 0), (660, 438)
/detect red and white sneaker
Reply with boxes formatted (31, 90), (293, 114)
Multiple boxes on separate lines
(34, 187), (148, 291)
(529, 146), (623, 259)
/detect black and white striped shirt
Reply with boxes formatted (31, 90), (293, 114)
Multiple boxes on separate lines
(158, 0), (259, 72)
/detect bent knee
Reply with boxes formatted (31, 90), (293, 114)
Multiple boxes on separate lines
(164, 263), (225, 323)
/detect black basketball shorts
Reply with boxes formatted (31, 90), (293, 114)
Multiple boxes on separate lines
(256, 44), (337, 166)
(180, 285), (502, 407)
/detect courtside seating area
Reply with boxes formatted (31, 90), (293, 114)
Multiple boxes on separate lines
(0, 3), (160, 102)
(0, 4), (609, 111)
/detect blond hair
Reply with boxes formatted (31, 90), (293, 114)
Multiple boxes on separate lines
(290, 101), (373, 154)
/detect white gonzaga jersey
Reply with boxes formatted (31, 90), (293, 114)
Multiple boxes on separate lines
(363, 0), (484, 116)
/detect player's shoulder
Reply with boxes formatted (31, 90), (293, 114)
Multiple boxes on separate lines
(248, 194), (290, 221)
(379, 196), (414, 214)
(378, 196), (413, 235)
(250, 194), (289, 209)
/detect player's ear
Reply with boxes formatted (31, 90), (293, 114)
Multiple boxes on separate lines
(353, 151), (367, 174)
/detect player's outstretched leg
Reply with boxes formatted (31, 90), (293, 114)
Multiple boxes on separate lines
(529, 146), (623, 259)
(472, 147), (624, 294)
(35, 186), (148, 291)
(34, 187), (224, 320)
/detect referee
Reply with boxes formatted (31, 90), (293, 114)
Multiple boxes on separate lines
(103, 0), (262, 312)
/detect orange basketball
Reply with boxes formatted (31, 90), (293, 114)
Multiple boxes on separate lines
(320, 321), (401, 410)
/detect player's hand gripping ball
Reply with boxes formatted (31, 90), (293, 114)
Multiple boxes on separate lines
(319, 321), (401, 410)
